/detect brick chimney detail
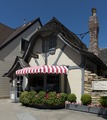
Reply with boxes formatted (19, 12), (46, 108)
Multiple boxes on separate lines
(89, 8), (99, 56)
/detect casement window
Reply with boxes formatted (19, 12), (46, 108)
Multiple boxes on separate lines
(42, 35), (56, 54)
(20, 39), (29, 53)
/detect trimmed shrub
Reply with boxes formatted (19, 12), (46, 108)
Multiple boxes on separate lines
(100, 96), (107, 107)
(20, 91), (37, 105)
(26, 91), (37, 105)
(60, 93), (67, 102)
(20, 91), (29, 105)
(81, 93), (92, 105)
(20, 91), (67, 107)
(67, 93), (77, 103)
(45, 91), (57, 105)
(32, 91), (46, 105)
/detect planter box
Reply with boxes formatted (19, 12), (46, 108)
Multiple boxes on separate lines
(65, 103), (107, 115)
(65, 104), (77, 110)
(89, 107), (107, 115)
(89, 106), (101, 114)
(65, 104), (88, 112)
(76, 105), (89, 112)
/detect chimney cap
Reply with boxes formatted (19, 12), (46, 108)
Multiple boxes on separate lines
(91, 8), (97, 16)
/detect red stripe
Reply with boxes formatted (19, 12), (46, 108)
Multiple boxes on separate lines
(16, 65), (68, 75)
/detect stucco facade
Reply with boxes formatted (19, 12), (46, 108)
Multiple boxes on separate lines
(23, 34), (83, 102)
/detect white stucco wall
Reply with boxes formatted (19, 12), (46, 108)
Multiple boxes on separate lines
(67, 69), (82, 102)
(30, 36), (81, 67)
(29, 34), (83, 102)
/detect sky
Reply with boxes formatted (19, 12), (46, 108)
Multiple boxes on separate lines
(0, 0), (107, 48)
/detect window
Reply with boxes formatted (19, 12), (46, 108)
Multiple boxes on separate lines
(42, 35), (56, 54)
(47, 74), (59, 92)
(20, 39), (29, 53)
(30, 75), (44, 91)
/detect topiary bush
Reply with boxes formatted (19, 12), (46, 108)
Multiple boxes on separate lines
(100, 96), (107, 107)
(81, 93), (92, 105)
(67, 93), (77, 103)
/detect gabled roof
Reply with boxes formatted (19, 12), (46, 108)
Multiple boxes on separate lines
(23, 17), (88, 61)
(0, 23), (15, 45)
(3, 56), (29, 78)
(23, 17), (107, 70)
(38, 17), (87, 50)
(0, 17), (42, 50)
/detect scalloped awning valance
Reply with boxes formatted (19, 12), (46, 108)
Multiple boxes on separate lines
(16, 65), (68, 75)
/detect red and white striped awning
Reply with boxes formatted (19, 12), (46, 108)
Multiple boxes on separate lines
(16, 65), (68, 75)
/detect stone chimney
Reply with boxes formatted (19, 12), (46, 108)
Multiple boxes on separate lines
(89, 8), (99, 56)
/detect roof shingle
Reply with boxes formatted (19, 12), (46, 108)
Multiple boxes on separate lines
(0, 23), (15, 45)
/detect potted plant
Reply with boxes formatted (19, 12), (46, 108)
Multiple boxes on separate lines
(76, 93), (92, 112)
(65, 93), (77, 109)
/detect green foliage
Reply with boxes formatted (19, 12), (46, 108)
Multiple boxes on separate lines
(20, 91), (37, 105)
(20, 91), (67, 106)
(81, 93), (92, 105)
(67, 93), (77, 103)
(32, 91), (46, 104)
(60, 93), (67, 102)
(100, 96), (107, 107)
(45, 92), (57, 105)
(20, 91), (29, 105)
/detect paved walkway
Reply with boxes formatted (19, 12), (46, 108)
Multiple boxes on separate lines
(0, 99), (107, 120)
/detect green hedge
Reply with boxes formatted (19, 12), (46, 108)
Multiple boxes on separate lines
(20, 91), (67, 106)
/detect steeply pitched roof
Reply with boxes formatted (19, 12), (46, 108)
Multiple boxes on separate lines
(23, 17), (107, 70)
(23, 17), (88, 61)
(0, 17), (42, 50)
(3, 56), (29, 78)
(0, 23), (15, 45)
(38, 17), (87, 50)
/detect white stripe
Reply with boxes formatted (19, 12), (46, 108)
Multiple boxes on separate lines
(49, 65), (52, 73)
(16, 65), (68, 75)
(44, 65), (47, 73)
(56, 66), (60, 73)
(60, 66), (64, 73)
(52, 66), (56, 73)
(64, 66), (68, 73)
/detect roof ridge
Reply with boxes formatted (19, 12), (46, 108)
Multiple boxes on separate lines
(39, 17), (87, 50)
(0, 17), (42, 50)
